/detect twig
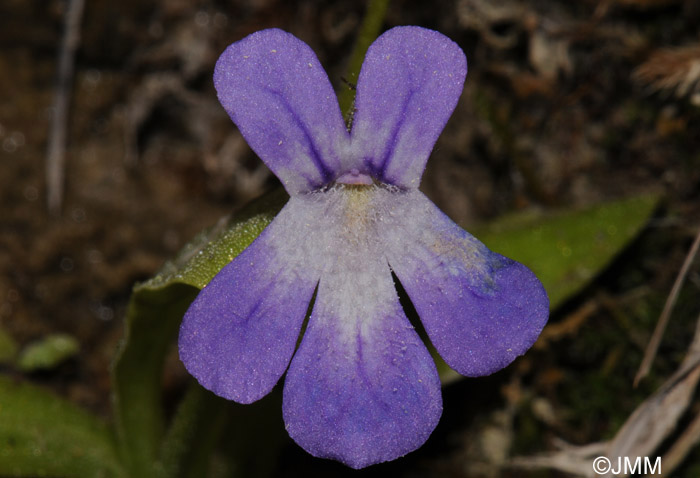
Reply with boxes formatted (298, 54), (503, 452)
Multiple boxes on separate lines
(634, 229), (700, 386)
(661, 400), (700, 475)
(46, 0), (86, 215)
(654, 311), (700, 476)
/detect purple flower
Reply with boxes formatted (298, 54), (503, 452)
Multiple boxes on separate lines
(179, 26), (549, 469)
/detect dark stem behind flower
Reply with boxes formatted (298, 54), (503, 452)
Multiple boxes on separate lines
(338, 0), (391, 128)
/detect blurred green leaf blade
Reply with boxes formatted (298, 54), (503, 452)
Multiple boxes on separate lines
(17, 333), (79, 372)
(436, 194), (659, 383)
(0, 376), (123, 477)
(476, 194), (659, 308)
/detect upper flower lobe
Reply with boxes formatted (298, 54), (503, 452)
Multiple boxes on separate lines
(179, 26), (549, 469)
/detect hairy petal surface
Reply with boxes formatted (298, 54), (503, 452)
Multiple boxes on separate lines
(381, 191), (549, 376)
(283, 187), (442, 469)
(179, 197), (329, 403)
(214, 29), (348, 194)
(350, 26), (467, 188)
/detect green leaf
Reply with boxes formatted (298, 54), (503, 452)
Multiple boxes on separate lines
(111, 188), (288, 477)
(0, 375), (123, 477)
(476, 194), (659, 309)
(16, 333), (80, 372)
(436, 194), (659, 383)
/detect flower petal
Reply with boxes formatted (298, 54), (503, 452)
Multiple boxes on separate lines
(382, 191), (549, 376)
(214, 29), (348, 194)
(283, 252), (441, 469)
(350, 27), (466, 189)
(179, 198), (327, 403)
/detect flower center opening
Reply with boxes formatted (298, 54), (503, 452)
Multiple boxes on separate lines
(336, 169), (374, 186)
